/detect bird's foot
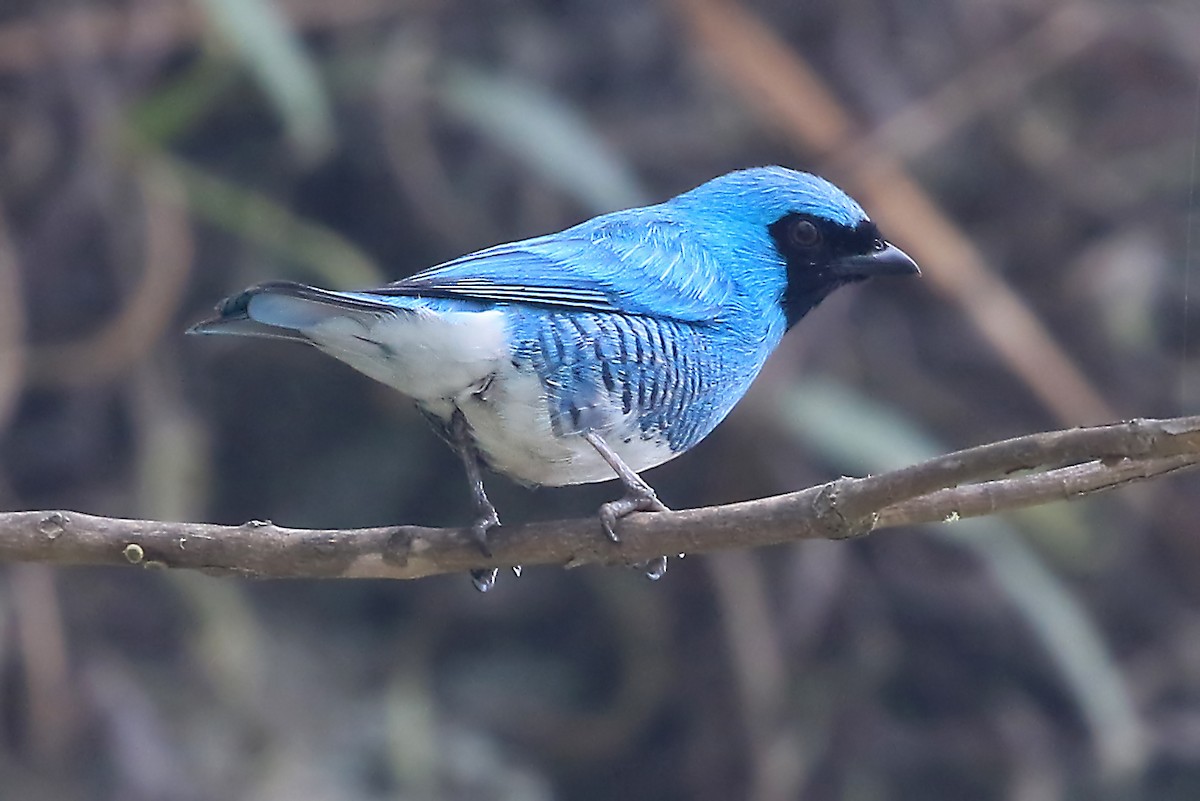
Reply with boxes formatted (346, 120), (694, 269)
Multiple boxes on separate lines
(597, 488), (671, 580)
(597, 487), (669, 543)
(469, 507), (501, 557)
(467, 508), (517, 593)
(582, 430), (673, 579)
(449, 407), (521, 592)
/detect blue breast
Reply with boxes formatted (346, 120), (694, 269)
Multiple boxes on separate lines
(504, 306), (782, 454)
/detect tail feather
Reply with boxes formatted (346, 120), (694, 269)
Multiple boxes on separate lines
(187, 280), (397, 340)
(190, 279), (508, 402)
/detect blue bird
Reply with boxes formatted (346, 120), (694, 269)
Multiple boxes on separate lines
(189, 167), (918, 589)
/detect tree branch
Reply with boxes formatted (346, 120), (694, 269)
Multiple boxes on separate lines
(2, 416), (1198, 580)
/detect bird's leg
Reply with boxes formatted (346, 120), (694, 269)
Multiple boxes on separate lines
(583, 431), (671, 580)
(449, 409), (506, 591)
(450, 409), (500, 550)
(582, 431), (669, 540)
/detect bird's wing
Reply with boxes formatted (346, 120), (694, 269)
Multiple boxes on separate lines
(374, 217), (734, 323)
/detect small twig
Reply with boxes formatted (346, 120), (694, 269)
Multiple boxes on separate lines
(876, 454), (1200, 528)
(0, 417), (1196, 581)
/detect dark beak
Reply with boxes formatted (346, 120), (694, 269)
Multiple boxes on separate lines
(831, 243), (921, 279)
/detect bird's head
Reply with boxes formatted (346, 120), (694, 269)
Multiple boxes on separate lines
(672, 166), (920, 328)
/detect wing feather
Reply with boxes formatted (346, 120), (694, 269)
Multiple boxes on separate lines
(371, 214), (733, 322)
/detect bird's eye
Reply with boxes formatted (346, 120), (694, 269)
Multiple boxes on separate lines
(788, 219), (822, 249)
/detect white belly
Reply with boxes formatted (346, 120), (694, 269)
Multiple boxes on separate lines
(305, 307), (677, 486)
(431, 364), (678, 487)
(307, 307), (509, 402)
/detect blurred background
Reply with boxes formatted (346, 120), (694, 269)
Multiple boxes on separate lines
(0, 0), (1198, 798)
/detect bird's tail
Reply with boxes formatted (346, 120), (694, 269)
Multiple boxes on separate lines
(187, 280), (396, 342)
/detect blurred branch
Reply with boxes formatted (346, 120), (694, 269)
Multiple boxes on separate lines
(0, 0), (407, 75)
(9, 566), (77, 761)
(841, 3), (1107, 164)
(0, 417), (1197, 580)
(28, 158), (193, 388)
(673, 0), (1117, 425)
(709, 550), (808, 801)
(0, 205), (27, 429)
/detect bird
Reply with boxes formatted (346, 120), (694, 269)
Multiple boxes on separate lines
(188, 166), (919, 590)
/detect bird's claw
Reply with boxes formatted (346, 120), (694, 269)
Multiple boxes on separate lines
(469, 509), (501, 557)
(468, 509), (507, 593)
(597, 488), (671, 580)
(597, 489), (669, 542)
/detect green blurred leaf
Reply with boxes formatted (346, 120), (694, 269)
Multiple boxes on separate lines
(127, 55), (241, 146)
(162, 154), (382, 288)
(781, 378), (1147, 778)
(436, 63), (648, 214)
(783, 379), (937, 472)
(192, 0), (334, 161)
